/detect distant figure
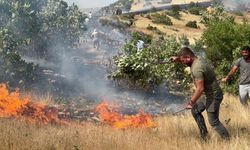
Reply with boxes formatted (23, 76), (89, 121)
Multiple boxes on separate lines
(136, 40), (144, 52)
(84, 18), (89, 24)
(88, 12), (92, 19)
(91, 29), (100, 49)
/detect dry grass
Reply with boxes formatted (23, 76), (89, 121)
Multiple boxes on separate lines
(0, 94), (249, 150)
(131, 0), (211, 12)
(132, 12), (206, 44)
(132, 11), (250, 44)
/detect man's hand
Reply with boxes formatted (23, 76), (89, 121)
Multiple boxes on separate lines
(186, 101), (195, 109)
(169, 56), (179, 62)
(221, 77), (228, 82)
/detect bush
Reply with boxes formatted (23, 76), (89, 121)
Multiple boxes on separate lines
(146, 24), (157, 30)
(234, 11), (243, 16)
(185, 21), (198, 28)
(146, 25), (165, 35)
(201, 6), (234, 25)
(99, 16), (131, 28)
(171, 5), (181, 12)
(188, 7), (202, 15)
(151, 13), (173, 25)
(165, 10), (181, 20)
(110, 32), (190, 91)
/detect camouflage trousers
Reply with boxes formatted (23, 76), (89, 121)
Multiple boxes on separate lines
(191, 96), (230, 140)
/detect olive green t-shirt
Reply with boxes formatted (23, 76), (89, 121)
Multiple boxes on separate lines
(191, 57), (223, 99)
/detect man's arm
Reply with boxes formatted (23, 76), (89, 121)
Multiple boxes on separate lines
(186, 79), (204, 109)
(222, 66), (238, 82)
(169, 56), (180, 63)
(191, 79), (204, 103)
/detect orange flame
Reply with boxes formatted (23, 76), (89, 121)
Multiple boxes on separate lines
(0, 84), (29, 117)
(95, 101), (157, 129)
(0, 83), (63, 124)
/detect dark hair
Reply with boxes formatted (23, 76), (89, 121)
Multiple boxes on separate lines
(241, 46), (250, 51)
(177, 47), (195, 57)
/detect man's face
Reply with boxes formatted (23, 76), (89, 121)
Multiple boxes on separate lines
(241, 50), (250, 60)
(179, 55), (192, 66)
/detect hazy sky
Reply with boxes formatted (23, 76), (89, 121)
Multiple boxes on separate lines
(65, 0), (118, 8)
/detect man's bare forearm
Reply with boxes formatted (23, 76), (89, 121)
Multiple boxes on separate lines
(191, 87), (204, 103)
(225, 66), (238, 80)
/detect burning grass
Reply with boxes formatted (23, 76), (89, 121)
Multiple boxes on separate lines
(0, 83), (157, 127)
(0, 83), (65, 124)
(95, 101), (157, 129)
(0, 84), (249, 149)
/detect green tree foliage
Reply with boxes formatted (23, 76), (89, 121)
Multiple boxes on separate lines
(201, 6), (234, 25)
(110, 32), (190, 91)
(0, 0), (86, 89)
(110, 0), (134, 11)
(0, 28), (38, 88)
(164, 5), (181, 20)
(188, 2), (205, 15)
(201, 9), (250, 94)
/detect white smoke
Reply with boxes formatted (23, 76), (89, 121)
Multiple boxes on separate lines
(222, 0), (250, 11)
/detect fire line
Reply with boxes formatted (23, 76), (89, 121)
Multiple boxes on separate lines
(95, 101), (157, 129)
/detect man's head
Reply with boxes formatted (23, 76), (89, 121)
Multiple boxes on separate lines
(177, 47), (196, 66)
(241, 46), (250, 60)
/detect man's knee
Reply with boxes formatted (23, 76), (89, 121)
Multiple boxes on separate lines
(207, 113), (220, 127)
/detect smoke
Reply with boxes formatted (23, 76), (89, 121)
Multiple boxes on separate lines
(221, 0), (250, 11)
(18, 1), (185, 115)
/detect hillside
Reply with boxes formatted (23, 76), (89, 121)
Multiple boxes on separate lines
(131, 0), (212, 12)
(130, 10), (250, 44)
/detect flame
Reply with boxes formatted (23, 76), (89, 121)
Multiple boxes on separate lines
(0, 84), (29, 117)
(0, 83), (63, 124)
(95, 101), (157, 129)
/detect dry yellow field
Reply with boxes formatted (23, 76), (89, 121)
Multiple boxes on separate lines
(131, 0), (212, 12)
(132, 11), (250, 44)
(0, 94), (249, 150)
(132, 12), (205, 44)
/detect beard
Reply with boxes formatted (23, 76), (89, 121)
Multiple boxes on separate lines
(243, 55), (250, 60)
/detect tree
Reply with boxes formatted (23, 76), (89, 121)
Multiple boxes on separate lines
(110, 32), (191, 91)
(0, 0), (86, 89)
(201, 19), (250, 94)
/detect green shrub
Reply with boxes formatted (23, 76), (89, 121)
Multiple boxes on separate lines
(151, 13), (173, 26)
(188, 7), (201, 15)
(165, 10), (181, 20)
(234, 11), (243, 16)
(185, 21), (198, 28)
(110, 32), (190, 91)
(146, 25), (165, 35)
(171, 5), (181, 12)
(146, 24), (157, 30)
(201, 6), (234, 25)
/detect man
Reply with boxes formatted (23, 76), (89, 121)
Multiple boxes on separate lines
(91, 29), (100, 49)
(136, 40), (144, 53)
(222, 46), (250, 106)
(170, 47), (230, 140)
(88, 12), (92, 19)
